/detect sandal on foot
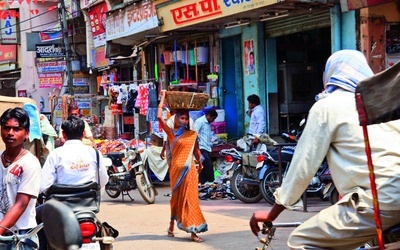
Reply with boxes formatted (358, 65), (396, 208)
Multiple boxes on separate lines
(191, 235), (204, 243)
(167, 229), (174, 237)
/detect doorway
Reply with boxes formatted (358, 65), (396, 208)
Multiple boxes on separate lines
(221, 36), (243, 138)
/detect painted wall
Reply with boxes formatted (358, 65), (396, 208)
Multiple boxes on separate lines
(219, 23), (266, 135)
(241, 24), (266, 132)
(364, 1), (400, 22)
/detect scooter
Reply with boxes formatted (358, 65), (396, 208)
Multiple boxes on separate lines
(104, 145), (157, 204)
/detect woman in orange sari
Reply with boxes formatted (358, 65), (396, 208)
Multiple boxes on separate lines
(157, 90), (208, 243)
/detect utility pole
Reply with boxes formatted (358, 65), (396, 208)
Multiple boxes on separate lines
(58, 0), (74, 95)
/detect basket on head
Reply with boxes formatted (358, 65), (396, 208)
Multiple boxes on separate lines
(165, 91), (210, 110)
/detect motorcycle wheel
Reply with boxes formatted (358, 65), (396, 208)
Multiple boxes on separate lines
(260, 168), (280, 205)
(105, 170), (121, 199)
(330, 187), (339, 205)
(231, 168), (263, 203)
(136, 173), (156, 204)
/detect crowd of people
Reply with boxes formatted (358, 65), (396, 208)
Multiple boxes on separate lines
(0, 49), (398, 249)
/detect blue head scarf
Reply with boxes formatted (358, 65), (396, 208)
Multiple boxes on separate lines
(316, 50), (374, 101)
(172, 112), (187, 137)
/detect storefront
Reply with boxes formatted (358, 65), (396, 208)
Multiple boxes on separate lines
(262, 7), (332, 134)
(156, 0), (338, 137)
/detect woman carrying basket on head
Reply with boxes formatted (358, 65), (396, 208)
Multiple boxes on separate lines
(157, 90), (208, 243)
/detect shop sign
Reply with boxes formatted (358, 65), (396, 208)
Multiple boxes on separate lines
(157, 0), (276, 32)
(38, 72), (63, 88)
(72, 85), (90, 94)
(73, 77), (90, 86)
(0, 62), (16, 72)
(0, 10), (18, 44)
(39, 31), (63, 42)
(37, 61), (67, 73)
(93, 46), (110, 69)
(88, 2), (108, 48)
(106, 1), (158, 41)
(0, 45), (16, 62)
(36, 44), (65, 58)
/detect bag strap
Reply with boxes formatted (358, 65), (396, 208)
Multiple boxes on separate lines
(95, 149), (100, 186)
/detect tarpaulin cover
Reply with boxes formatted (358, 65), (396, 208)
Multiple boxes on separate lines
(356, 60), (400, 125)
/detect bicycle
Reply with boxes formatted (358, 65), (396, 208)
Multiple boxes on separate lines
(255, 221), (400, 250)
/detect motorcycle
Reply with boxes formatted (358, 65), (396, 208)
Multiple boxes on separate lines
(104, 146), (157, 204)
(42, 199), (83, 250)
(0, 200), (81, 250)
(39, 182), (116, 250)
(320, 168), (340, 205)
(224, 134), (277, 203)
(259, 119), (331, 205)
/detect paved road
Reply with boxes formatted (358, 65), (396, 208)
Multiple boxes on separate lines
(97, 183), (330, 250)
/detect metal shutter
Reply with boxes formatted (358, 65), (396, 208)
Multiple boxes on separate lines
(264, 9), (331, 38)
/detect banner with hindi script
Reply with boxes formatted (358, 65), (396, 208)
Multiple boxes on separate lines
(157, 0), (276, 32)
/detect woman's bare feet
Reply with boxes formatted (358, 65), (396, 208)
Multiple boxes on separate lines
(167, 220), (174, 237)
(191, 233), (204, 243)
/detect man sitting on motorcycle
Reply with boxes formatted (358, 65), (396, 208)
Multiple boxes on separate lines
(40, 115), (109, 193)
(38, 115), (109, 249)
(249, 50), (400, 249)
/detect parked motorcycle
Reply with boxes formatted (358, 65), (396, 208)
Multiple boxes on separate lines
(104, 146), (157, 204)
(320, 168), (340, 205)
(224, 134), (277, 203)
(259, 119), (331, 205)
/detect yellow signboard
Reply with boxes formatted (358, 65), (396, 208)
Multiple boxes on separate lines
(157, 0), (277, 32)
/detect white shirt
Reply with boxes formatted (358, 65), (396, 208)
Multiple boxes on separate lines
(274, 90), (400, 211)
(194, 115), (213, 152)
(40, 140), (109, 193)
(248, 105), (266, 134)
(0, 151), (41, 230)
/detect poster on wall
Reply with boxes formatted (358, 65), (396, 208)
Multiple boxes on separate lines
(386, 23), (400, 68)
(88, 2), (108, 48)
(244, 40), (255, 75)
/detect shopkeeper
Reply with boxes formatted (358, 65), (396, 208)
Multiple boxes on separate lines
(58, 103), (94, 147)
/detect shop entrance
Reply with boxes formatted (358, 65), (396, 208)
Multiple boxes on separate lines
(276, 28), (331, 133)
(221, 36), (243, 138)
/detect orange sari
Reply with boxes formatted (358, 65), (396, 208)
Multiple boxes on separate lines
(166, 129), (208, 234)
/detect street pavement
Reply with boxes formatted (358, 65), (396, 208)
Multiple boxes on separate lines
(97, 183), (331, 250)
